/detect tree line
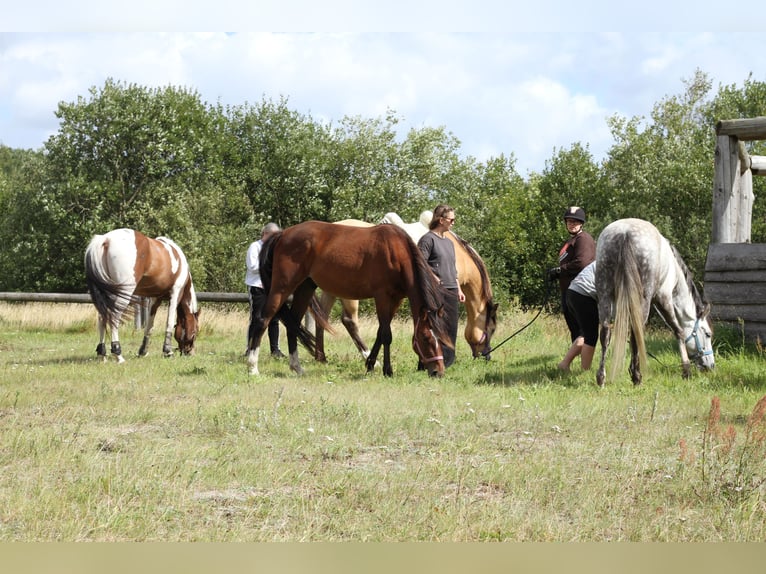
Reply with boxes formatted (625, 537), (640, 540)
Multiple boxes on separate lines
(0, 71), (764, 312)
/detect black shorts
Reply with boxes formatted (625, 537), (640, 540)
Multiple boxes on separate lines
(565, 290), (599, 346)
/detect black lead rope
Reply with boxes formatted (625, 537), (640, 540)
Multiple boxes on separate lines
(482, 271), (555, 357)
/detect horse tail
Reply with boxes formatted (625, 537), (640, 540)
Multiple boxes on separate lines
(608, 235), (648, 383)
(259, 231), (334, 354)
(84, 234), (134, 329)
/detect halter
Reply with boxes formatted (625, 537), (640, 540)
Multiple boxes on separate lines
(685, 317), (714, 361)
(412, 315), (444, 365)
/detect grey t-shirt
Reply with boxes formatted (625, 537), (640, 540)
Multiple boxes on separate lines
(418, 231), (459, 288)
(568, 261), (597, 300)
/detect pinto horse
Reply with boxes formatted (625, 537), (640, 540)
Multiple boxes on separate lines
(248, 221), (450, 377)
(315, 214), (497, 362)
(595, 218), (715, 386)
(84, 228), (200, 363)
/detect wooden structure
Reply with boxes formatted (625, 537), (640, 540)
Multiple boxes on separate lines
(705, 117), (766, 341)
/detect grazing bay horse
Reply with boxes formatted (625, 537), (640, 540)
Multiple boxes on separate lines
(84, 228), (200, 363)
(248, 221), (450, 377)
(595, 218), (714, 386)
(315, 214), (497, 362)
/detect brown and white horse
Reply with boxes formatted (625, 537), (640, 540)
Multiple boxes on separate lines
(84, 228), (200, 363)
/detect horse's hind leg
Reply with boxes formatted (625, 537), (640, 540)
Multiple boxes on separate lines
(596, 320), (610, 387)
(315, 291), (335, 363)
(341, 299), (371, 359)
(96, 315), (110, 363)
(629, 330), (642, 385)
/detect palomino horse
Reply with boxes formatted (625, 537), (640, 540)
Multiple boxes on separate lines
(84, 228), (200, 363)
(595, 218), (715, 386)
(248, 221), (450, 377)
(315, 212), (498, 361)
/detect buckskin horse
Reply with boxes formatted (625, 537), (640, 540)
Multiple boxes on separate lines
(595, 218), (714, 386)
(84, 228), (200, 363)
(248, 221), (450, 377)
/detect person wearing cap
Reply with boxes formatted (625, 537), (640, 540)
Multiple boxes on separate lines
(417, 204), (465, 369)
(548, 207), (596, 371)
(245, 222), (285, 359)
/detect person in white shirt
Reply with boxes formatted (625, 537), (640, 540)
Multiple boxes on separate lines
(245, 222), (285, 358)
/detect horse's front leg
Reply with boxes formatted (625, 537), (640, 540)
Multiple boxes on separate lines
(629, 330), (642, 385)
(596, 321), (610, 387)
(138, 298), (159, 356)
(287, 325), (304, 376)
(365, 334), (383, 374)
(677, 337), (692, 379)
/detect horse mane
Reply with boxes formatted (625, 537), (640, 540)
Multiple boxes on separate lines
(449, 231), (493, 302)
(670, 245), (707, 317)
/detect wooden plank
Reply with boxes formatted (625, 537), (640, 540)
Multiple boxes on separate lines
(705, 282), (766, 303)
(705, 270), (766, 282)
(705, 243), (766, 271)
(716, 117), (766, 140)
(710, 304), (766, 323)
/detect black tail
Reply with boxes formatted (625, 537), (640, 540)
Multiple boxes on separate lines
(258, 232), (334, 354)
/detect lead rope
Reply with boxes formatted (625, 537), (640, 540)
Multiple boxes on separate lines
(482, 270), (554, 357)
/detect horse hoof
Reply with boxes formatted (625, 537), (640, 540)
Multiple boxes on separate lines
(116, 355), (126, 364)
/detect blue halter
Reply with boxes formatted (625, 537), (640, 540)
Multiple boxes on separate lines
(685, 317), (714, 360)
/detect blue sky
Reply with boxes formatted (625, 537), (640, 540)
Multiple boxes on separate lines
(1, 2), (764, 174)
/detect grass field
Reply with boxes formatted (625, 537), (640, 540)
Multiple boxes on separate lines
(0, 301), (765, 541)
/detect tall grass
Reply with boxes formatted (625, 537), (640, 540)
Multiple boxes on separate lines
(0, 301), (764, 541)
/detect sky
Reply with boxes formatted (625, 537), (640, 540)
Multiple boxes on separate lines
(1, 2), (765, 175)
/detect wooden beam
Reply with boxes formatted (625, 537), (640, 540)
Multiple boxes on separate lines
(716, 117), (766, 140)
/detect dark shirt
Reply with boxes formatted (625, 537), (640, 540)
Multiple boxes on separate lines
(557, 230), (596, 292)
(418, 231), (459, 288)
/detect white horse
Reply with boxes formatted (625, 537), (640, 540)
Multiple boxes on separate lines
(595, 218), (715, 386)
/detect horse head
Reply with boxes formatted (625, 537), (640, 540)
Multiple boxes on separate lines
(175, 307), (200, 355)
(412, 307), (446, 377)
(175, 283), (200, 355)
(685, 304), (715, 371)
(471, 300), (499, 359)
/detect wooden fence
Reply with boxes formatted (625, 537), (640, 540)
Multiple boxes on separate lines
(0, 292), (248, 304)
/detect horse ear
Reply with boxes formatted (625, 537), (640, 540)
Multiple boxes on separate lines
(702, 301), (712, 318)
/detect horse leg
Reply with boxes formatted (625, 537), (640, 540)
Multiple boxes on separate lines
(596, 320), (610, 387)
(96, 314), (109, 363)
(341, 299), (371, 359)
(629, 330), (642, 385)
(284, 281), (317, 376)
(138, 298), (160, 356)
(315, 291), (336, 363)
(367, 313), (394, 376)
(161, 291), (182, 357)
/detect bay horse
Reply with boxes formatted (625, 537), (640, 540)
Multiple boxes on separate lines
(314, 213), (497, 362)
(595, 218), (714, 386)
(248, 221), (450, 377)
(84, 228), (200, 363)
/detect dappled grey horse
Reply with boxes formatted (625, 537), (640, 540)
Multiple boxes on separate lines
(595, 218), (714, 386)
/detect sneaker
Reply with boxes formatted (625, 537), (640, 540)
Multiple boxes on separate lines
(271, 350), (286, 359)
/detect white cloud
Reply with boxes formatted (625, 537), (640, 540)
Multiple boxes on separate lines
(0, 31), (764, 174)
